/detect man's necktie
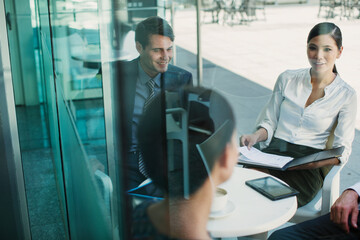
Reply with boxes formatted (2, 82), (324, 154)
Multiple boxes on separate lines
(138, 78), (156, 178)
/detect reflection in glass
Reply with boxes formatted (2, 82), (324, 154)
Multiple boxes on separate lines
(131, 86), (237, 239)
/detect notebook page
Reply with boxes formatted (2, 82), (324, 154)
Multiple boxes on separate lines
(238, 146), (294, 168)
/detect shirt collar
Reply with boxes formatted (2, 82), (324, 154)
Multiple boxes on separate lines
(138, 62), (161, 87)
(325, 73), (341, 93)
(306, 69), (342, 93)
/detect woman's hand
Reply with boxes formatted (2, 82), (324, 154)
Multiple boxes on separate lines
(239, 128), (268, 149)
(240, 134), (259, 149)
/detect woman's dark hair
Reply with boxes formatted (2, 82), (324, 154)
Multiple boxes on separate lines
(135, 16), (175, 48)
(138, 86), (235, 198)
(307, 22), (342, 73)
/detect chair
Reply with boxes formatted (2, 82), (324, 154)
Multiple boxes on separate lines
(219, 0), (242, 25)
(95, 169), (113, 216)
(165, 91), (190, 198)
(253, 0), (266, 21)
(347, 0), (360, 19)
(290, 121), (344, 223)
(196, 120), (233, 176)
(318, 0), (343, 18)
(238, 0), (258, 23)
(129, 91), (191, 200)
(202, 0), (222, 23)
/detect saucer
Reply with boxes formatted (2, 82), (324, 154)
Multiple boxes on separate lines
(209, 200), (236, 219)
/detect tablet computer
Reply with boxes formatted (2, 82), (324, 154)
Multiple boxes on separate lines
(245, 176), (299, 201)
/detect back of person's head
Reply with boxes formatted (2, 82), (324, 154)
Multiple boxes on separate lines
(307, 22), (342, 73)
(138, 86), (235, 199)
(135, 16), (174, 49)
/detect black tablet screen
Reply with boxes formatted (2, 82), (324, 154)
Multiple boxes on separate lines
(245, 176), (299, 200)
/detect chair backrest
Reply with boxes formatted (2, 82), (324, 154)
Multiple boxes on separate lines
(202, 0), (216, 7)
(325, 119), (337, 149)
(290, 118), (343, 223)
(94, 169), (113, 219)
(165, 91), (190, 198)
(196, 120), (232, 173)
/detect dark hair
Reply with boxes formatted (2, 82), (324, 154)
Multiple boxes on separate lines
(307, 22), (342, 73)
(138, 86), (235, 198)
(135, 16), (175, 48)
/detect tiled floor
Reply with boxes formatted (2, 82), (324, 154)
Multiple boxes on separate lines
(17, 100), (107, 240)
(16, 105), (66, 240)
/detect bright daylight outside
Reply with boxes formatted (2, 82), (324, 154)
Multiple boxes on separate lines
(5, 0), (360, 238)
(170, 0), (360, 191)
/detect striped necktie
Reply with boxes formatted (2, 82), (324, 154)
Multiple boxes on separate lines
(138, 78), (156, 177)
(143, 78), (156, 111)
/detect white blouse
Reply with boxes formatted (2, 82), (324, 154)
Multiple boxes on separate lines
(257, 68), (357, 164)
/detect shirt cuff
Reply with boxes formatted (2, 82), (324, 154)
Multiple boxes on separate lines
(337, 156), (346, 165)
(257, 123), (273, 146)
(348, 182), (360, 196)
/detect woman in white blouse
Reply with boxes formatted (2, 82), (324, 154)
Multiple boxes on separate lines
(240, 22), (357, 207)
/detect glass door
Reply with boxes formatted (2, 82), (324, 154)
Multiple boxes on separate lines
(3, 0), (69, 238)
(2, 0), (199, 238)
(40, 0), (116, 238)
(3, 0), (122, 238)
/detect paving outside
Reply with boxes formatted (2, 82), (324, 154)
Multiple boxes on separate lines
(171, 0), (360, 202)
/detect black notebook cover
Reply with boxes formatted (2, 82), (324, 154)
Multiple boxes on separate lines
(239, 146), (344, 171)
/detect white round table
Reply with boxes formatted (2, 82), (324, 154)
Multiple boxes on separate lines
(207, 167), (297, 238)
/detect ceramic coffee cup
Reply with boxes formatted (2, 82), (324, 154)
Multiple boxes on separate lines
(211, 187), (228, 213)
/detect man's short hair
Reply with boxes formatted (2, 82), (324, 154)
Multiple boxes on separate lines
(135, 16), (175, 48)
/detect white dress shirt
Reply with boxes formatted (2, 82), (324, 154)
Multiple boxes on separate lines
(349, 182), (360, 196)
(130, 63), (161, 151)
(257, 68), (357, 164)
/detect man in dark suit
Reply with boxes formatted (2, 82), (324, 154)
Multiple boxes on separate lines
(114, 16), (193, 191)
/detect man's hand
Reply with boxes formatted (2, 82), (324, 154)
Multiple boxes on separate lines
(330, 189), (359, 233)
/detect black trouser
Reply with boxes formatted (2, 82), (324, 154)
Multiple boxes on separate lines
(125, 151), (164, 197)
(125, 151), (147, 191)
(268, 211), (360, 240)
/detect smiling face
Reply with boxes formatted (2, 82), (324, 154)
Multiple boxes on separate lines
(307, 34), (343, 75)
(136, 34), (173, 78)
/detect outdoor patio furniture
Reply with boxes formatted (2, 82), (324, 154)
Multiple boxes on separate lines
(238, 0), (257, 22)
(346, 0), (360, 18)
(290, 121), (345, 223)
(219, 0), (243, 25)
(290, 164), (345, 223)
(237, 0), (266, 23)
(207, 167), (297, 239)
(318, 0), (344, 18)
(253, 0), (266, 21)
(202, 0), (222, 23)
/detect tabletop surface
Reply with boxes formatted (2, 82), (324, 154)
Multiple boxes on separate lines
(207, 167), (297, 238)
